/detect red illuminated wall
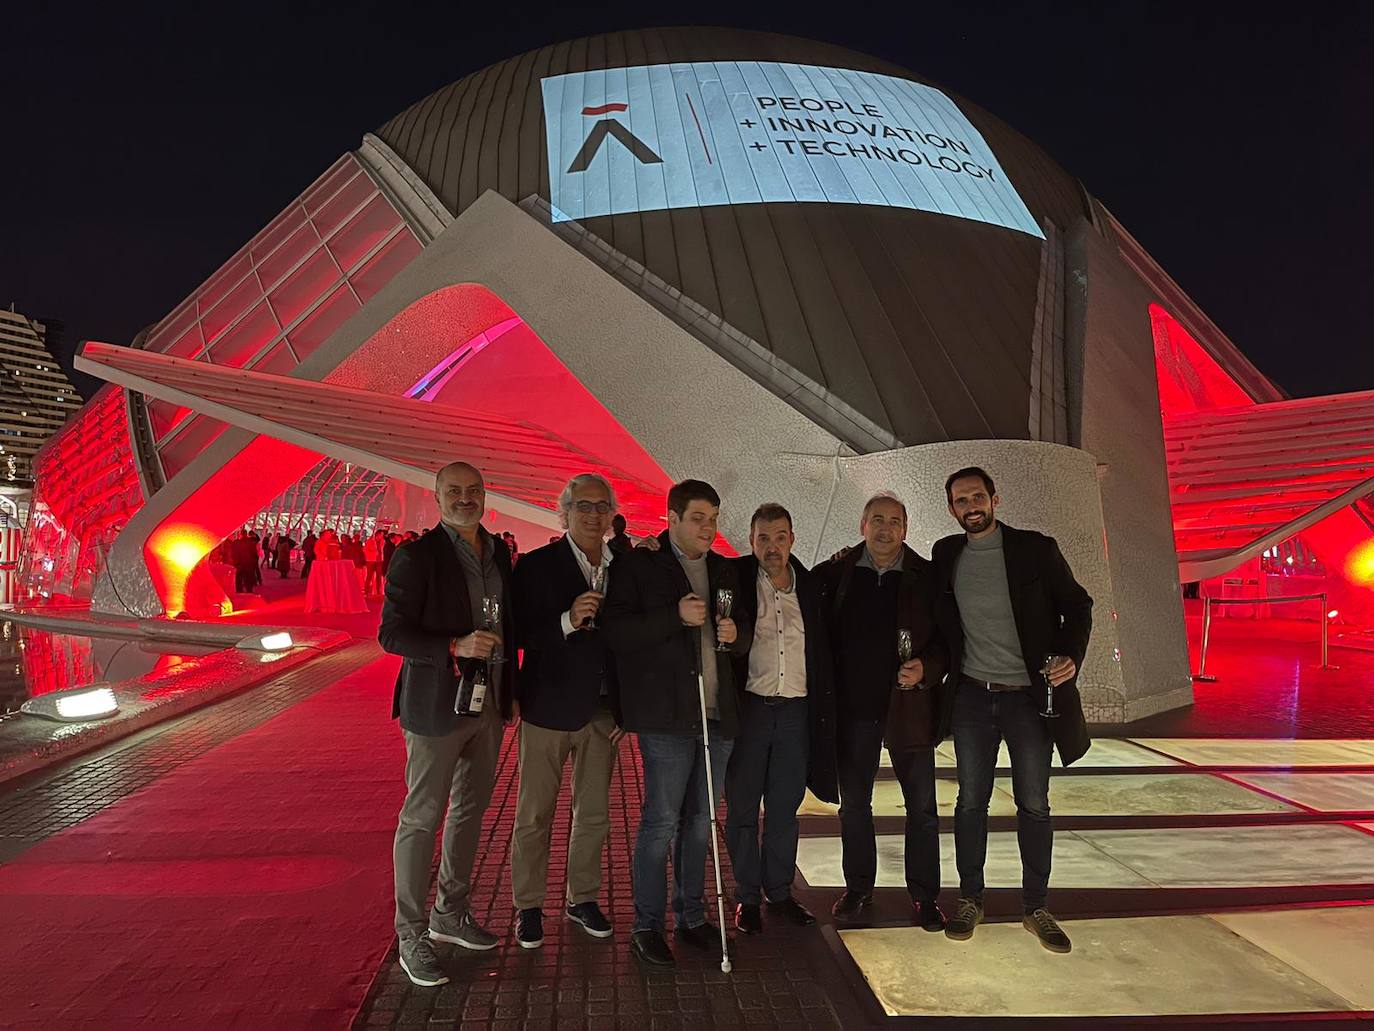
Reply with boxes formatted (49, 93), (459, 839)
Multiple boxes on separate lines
(21, 386), (144, 603)
(1150, 304), (1253, 417)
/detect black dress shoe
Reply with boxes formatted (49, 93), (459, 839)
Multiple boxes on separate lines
(735, 903), (763, 935)
(674, 921), (723, 952)
(912, 900), (947, 932)
(630, 929), (675, 966)
(830, 889), (873, 921)
(766, 897), (816, 926)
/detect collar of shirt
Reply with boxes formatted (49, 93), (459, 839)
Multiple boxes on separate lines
(757, 563), (796, 594)
(668, 536), (707, 562)
(439, 521), (489, 556)
(857, 544), (902, 575)
(565, 533), (612, 585)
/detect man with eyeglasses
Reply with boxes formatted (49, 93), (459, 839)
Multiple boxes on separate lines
(509, 474), (623, 949)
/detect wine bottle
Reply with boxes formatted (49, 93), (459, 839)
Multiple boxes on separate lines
(454, 660), (488, 718)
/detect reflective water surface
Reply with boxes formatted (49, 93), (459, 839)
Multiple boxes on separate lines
(0, 620), (219, 718)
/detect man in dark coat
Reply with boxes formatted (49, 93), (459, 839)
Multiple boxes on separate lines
(724, 502), (834, 936)
(934, 467), (1092, 955)
(815, 493), (948, 931)
(301, 532), (318, 580)
(601, 479), (752, 968)
(275, 535), (295, 577)
(607, 514), (635, 556)
(379, 461), (517, 986)
(231, 530), (258, 594)
(508, 473), (622, 950)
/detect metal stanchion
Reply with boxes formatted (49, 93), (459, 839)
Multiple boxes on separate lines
(1193, 596), (1217, 681)
(1193, 591), (1337, 681)
(1320, 593), (1339, 671)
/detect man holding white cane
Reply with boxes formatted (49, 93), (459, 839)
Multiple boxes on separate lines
(602, 480), (752, 968)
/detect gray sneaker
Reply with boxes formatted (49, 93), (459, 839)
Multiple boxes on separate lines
(429, 907), (500, 951)
(398, 935), (449, 987)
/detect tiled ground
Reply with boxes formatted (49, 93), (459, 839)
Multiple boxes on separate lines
(4, 597), (1374, 1028)
(358, 728), (864, 1030)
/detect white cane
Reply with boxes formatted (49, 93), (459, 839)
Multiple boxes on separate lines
(696, 667), (733, 973)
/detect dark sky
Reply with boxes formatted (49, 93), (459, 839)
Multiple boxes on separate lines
(5, 2), (1372, 402)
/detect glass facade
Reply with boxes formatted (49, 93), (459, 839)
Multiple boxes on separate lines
(140, 154), (422, 480)
(21, 386), (143, 603)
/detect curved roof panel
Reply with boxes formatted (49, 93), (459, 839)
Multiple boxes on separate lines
(375, 28), (1091, 446)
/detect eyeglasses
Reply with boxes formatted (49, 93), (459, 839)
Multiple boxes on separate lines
(572, 501), (614, 514)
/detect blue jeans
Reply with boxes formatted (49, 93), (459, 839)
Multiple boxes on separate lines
(724, 695), (809, 905)
(952, 677), (1055, 909)
(633, 727), (734, 932)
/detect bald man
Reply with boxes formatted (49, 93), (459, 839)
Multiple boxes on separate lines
(381, 462), (517, 986)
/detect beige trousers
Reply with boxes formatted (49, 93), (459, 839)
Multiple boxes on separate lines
(510, 711), (619, 910)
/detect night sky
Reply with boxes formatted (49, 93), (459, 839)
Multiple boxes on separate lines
(6, 2), (1372, 403)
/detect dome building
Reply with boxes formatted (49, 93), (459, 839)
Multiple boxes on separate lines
(30, 28), (1372, 724)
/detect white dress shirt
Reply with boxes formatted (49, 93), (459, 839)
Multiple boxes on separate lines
(745, 564), (808, 698)
(560, 535), (613, 637)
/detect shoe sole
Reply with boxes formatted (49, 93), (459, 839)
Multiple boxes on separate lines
(517, 937), (544, 949)
(944, 925), (978, 941)
(631, 946), (676, 967)
(429, 929), (499, 951)
(920, 923), (946, 933)
(566, 912), (614, 939)
(1024, 921), (1071, 953)
(398, 953), (449, 987)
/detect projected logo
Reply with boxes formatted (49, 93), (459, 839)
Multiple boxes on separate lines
(542, 62), (1043, 238)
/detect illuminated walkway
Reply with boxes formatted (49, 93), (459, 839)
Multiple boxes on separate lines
(1, 611), (1373, 1027)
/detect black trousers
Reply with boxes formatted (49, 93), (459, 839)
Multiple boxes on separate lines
(836, 717), (940, 902)
(724, 694), (809, 905)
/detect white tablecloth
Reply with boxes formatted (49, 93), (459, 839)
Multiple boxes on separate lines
(303, 559), (368, 614)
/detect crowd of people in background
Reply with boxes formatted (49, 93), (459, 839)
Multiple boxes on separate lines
(210, 525), (443, 598)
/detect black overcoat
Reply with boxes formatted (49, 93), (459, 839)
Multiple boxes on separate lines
(931, 522), (1094, 765)
(601, 531), (753, 739)
(379, 524), (516, 735)
(511, 536), (619, 732)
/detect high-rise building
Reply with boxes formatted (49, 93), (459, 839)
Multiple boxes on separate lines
(0, 306), (84, 484)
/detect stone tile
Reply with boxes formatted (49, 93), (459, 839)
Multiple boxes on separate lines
(798, 778), (1016, 817)
(920, 738), (1178, 770)
(1230, 772), (1374, 812)
(1079, 823), (1374, 887)
(1214, 905), (1374, 1009)
(1020, 773), (1294, 817)
(839, 917), (1355, 1017)
(796, 831), (1155, 889)
(1130, 738), (1374, 768)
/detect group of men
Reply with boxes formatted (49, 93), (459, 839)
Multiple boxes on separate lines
(379, 460), (1092, 988)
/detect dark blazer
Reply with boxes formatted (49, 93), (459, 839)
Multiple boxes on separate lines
(602, 531), (753, 739)
(931, 522), (1094, 765)
(729, 555), (839, 803)
(379, 524), (516, 735)
(815, 543), (949, 749)
(512, 535), (618, 732)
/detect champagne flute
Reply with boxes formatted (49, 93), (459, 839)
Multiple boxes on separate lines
(482, 595), (505, 665)
(586, 565), (607, 629)
(897, 628), (914, 690)
(713, 588), (734, 652)
(1039, 653), (1062, 718)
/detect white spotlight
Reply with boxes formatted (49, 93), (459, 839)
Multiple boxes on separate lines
(21, 685), (119, 722)
(236, 631), (294, 652)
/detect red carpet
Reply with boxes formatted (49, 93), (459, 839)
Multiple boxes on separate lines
(0, 650), (405, 1030)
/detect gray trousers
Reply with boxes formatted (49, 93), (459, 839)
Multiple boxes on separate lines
(393, 705), (503, 937)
